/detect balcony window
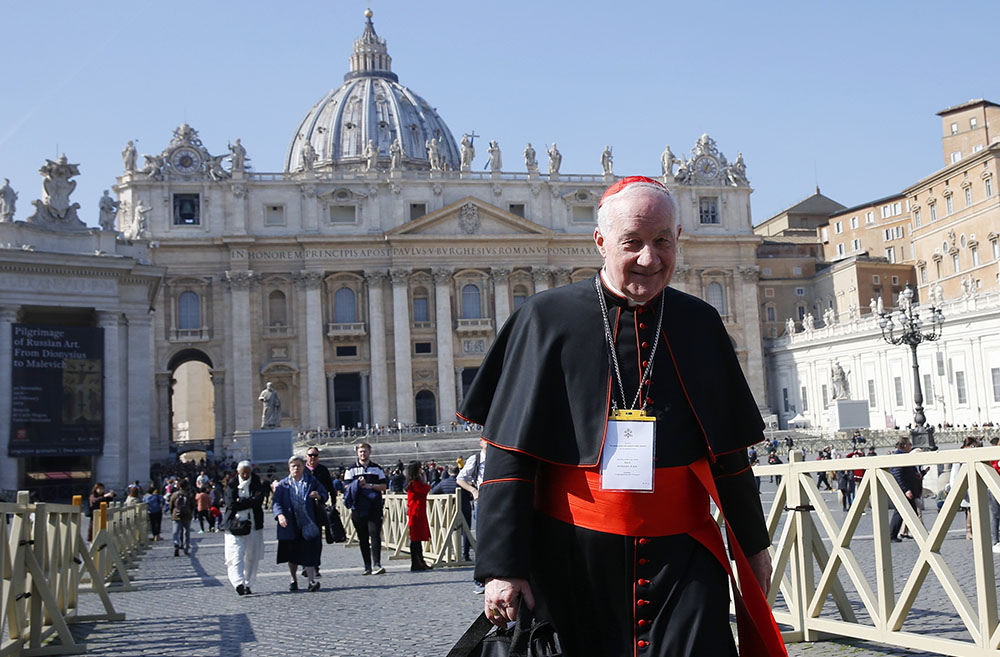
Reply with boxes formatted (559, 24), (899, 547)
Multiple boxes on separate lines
(461, 284), (482, 319)
(178, 291), (200, 329)
(268, 290), (287, 326)
(334, 287), (356, 323)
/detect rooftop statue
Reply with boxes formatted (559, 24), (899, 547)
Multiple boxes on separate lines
(660, 144), (677, 178)
(389, 137), (403, 171)
(26, 155), (85, 228)
(364, 139), (379, 172)
(0, 178), (16, 223)
(460, 134), (475, 172)
(300, 141), (316, 171)
(122, 140), (137, 174)
(601, 145), (613, 176)
(547, 143), (561, 175)
(98, 190), (119, 231)
(487, 140), (502, 172)
(229, 138), (247, 172)
(426, 138), (442, 171)
(523, 143), (538, 173)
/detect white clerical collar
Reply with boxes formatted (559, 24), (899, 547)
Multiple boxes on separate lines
(599, 269), (641, 307)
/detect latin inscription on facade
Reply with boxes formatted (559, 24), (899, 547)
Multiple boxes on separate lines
(230, 245), (596, 261)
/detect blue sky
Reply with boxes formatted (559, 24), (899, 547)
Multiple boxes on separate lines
(1, 1), (995, 228)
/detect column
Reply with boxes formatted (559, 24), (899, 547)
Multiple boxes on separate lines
(391, 268), (415, 424)
(738, 265), (768, 410)
(456, 366), (465, 409)
(95, 310), (124, 487)
(491, 267), (511, 330)
(434, 268), (457, 424)
(299, 271), (327, 429)
(532, 266), (550, 294)
(553, 267), (572, 288)
(125, 313), (153, 485)
(226, 271), (255, 432)
(210, 369), (226, 458)
(154, 372), (173, 462)
(360, 370), (371, 426)
(326, 372), (337, 428)
(0, 306), (20, 491)
(365, 271), (389, 426)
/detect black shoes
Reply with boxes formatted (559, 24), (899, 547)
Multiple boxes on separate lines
(244, 587), (252, 595)
(307, 581), (320, 592)
(236, 584), (246, 596)
(289, 581), (298, 591)
(890, 537), (902, 543)
(174, 547), (179, 557)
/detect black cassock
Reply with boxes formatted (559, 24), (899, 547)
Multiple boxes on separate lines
(459, 278), (772, 657)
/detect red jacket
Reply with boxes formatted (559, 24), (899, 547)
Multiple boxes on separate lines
(406, 480), (431, 542)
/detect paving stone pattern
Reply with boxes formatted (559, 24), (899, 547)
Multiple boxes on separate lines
(65, 482), (983, 656)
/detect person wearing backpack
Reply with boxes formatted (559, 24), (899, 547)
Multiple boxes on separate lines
(142, 486), (166, 541)
(169, 479), (195, 556)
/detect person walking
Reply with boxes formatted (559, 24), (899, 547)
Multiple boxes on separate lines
(889, 438), (922, 543)
(273, 455), (328, 591)
(169, 479), (195, 556)
(142, 486), (165, 541)
(405, 460), (433, 571)
(222, 461), (266, 596)
(343, 443), (388, 575)
(87, 483), (116, 542)
(195, 486), (212, 533)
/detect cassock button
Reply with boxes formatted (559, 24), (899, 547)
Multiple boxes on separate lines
(642, 361), (649, 368)
(638, 578), (650, 586)
(636, 307), (643, 314)
(637, 640), (649, 648)
(637, 599), (649, 606)
(637, 619), (649, 628)
(639, 323), (647, 330)
(639, 558), (650, 565)
(638, 538), (650, 545)
(641, 341), (649, 348)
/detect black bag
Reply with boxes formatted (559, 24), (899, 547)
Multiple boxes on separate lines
(230, 519), (251, 536)
(447, 601), (561, 657)
(325, 506), (347, 543)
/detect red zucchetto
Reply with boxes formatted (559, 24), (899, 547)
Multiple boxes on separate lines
(598, 176), (667, 208)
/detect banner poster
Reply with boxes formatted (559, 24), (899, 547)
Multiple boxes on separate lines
(9, 324), (105, 456)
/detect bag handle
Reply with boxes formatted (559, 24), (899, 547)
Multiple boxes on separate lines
(445, 612), (495, 657)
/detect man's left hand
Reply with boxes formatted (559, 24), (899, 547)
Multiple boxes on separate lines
(747, 548), (772, 597)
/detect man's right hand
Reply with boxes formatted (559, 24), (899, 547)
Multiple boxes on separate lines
(484, 577), (534, 628)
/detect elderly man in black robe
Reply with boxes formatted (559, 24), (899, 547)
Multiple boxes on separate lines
(459, 176), (785, 656)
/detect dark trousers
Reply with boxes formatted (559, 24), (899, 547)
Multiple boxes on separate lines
(149, 511), (163, 537)
(460, 498), (473, 560)
(351, 510), (382, 569)
(889, 496), (918, 539)
(198, 509), (211, 531)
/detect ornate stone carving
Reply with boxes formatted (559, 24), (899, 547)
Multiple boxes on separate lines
(553, 267), (572, 286)
(530, 182), (541, 197)
(224, 270), (257, 289)
(300, 183), (317, 198)
(660, 144), (677, 178)
(294, 270), (324, 289)
(672, 265), (691, 282)
(432, 183), (442, 196)
(459, 203), (480, 234)
(364, 270), (387, 287)
(231, 183), (247, 198)
(389, 137), (403, 171)
(739, 265), (760, 282)
(26, 155), (85, 229)
(432, 268), (453, 285)
(492, 184), (502, 197)
(490, 267), (511, 283)
(532, 265), (551, 284)
(390, 268), (410, 285)
(390, 182), (401, 195)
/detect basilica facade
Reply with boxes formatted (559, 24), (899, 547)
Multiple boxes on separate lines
(109, 12), (766, 462)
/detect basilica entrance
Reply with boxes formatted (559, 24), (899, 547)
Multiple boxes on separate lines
(168, 349), (216, 458)
(415, 390), (437, 426)
(333, 373), (363, 429)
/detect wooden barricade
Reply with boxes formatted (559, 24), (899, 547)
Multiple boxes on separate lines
(753, 446), (1000, 656)
(1, 491), (127, 657)
(87, 502), (149, 592)
(335, 491), (475, 566)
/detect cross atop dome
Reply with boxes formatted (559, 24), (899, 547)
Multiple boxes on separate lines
(346, 8), (397, 82)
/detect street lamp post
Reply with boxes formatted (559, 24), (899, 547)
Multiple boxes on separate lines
(878, 282), (945, 449)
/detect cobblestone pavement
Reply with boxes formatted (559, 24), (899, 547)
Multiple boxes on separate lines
(65, 486), (985, 657)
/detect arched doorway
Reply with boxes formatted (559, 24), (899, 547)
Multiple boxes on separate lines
(415, 390), (437, 426)
(168, 349), (216, 459)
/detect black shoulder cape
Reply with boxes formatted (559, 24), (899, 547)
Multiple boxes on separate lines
(458, 279), (764, 467)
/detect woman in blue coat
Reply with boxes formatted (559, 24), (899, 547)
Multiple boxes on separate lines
(272, 455), (328, 591)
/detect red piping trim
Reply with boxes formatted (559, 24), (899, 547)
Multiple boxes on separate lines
(714, 461), (754, 480)
(481, 477), (532, 486)
(660, 327), (716, 464)
(632, 537), (639, 657)
(455, 410), (479, 425)
(715, 443), (763, 457)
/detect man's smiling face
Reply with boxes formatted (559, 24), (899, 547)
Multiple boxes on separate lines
(595, 188), (680, 304)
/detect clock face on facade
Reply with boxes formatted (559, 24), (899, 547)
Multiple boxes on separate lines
(170, 147), (202, 174)
(694, 155), (719, 179)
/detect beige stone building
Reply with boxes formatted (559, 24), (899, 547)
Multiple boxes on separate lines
(108, 13), (768, 461)
(937, 99), (1000, 168)
(753, 188), (845, 238)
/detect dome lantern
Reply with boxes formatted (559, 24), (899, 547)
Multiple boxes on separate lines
(346, 9), (397, 83)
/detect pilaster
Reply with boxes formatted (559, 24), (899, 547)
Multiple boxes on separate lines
(491, 267), (511, 329)
(125, 313), (153, 484)
(225, 270), (255, 432)
(391, 268), (415, 424)
(0, 306), (20, 491)
(434, 268), (457, 423)
(365, 271), (389, 425)
(297, 270), (327, 428)
(95, 310), (125, 486)
(532, 266), (551, 294)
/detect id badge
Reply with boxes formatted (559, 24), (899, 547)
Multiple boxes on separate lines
(600, 409), (656, 492)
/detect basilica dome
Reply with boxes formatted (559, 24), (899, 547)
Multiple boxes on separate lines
(284, 11), (460, 173)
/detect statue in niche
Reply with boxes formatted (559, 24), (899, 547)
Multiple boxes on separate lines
(364, 139), (378, 172)
(0, 178), (16, 222)
(523, 143), (538, 173)
(122, 140), (137, 174)
(389, 137), (402, 171)
(228, 138), (247, 172)
(98, 190), (119, 231)
(661, 144), (677, 178)
(487, 140), (502, 172)
(259, 382), (281, 429)
(547, 143), (561, 174)
(300, 141), (316, 171)
(785, 317), (796, 336)
(831, 361), (851, 400)
(27, 155), (83, 225)
(460, 134), (475, 172)
(601, 145), (613, 176)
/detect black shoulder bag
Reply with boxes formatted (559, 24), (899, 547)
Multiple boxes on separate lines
(446, 601), (561, 657)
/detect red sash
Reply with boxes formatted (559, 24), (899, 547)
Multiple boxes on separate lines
(535, 458), (787, 657)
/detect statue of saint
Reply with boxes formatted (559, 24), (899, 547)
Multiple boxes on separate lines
(122, 141), (137, 174)
(141, 154), (163, 180)
(98, 190), (119, 231)
(300, 141), (316, 171)
(460, 134), (475, 172)
(259, 382), (281, 429)
(487, 140), (502, 172)
(601, 145), (613, 176)
(208, 154), (230, 181)
(547, 143), (561, 175)
(726, 152), (748, 186)
(364, 139), (378, 172)
(229, 138), (247, 172)
(803, 312), (814, 331)
(831, 361), (850, 400)
(785, 317), (796, 336)
(869, 297), (878, 316)
(0, 178), (17, 222)
(523, 143), (538, 173)
(426, 138), (442, 171)
(389, 137), (403, 171)
(660, 144), (677, 177)
(132, 199), (151, 238)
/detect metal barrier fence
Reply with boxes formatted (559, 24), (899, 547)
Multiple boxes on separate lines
(334, 491), (474, 567)
(1, 492), (149, 657)
(754, 446), (1000, 656)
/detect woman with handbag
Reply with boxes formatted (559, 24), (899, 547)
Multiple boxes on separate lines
(272, 455), (328, 592)
(222, 461), (266, 596)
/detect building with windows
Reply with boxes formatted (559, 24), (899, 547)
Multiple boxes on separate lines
(104, 12), (766, 464)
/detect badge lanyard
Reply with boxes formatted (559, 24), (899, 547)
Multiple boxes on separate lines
(594, 274), (665, 491)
